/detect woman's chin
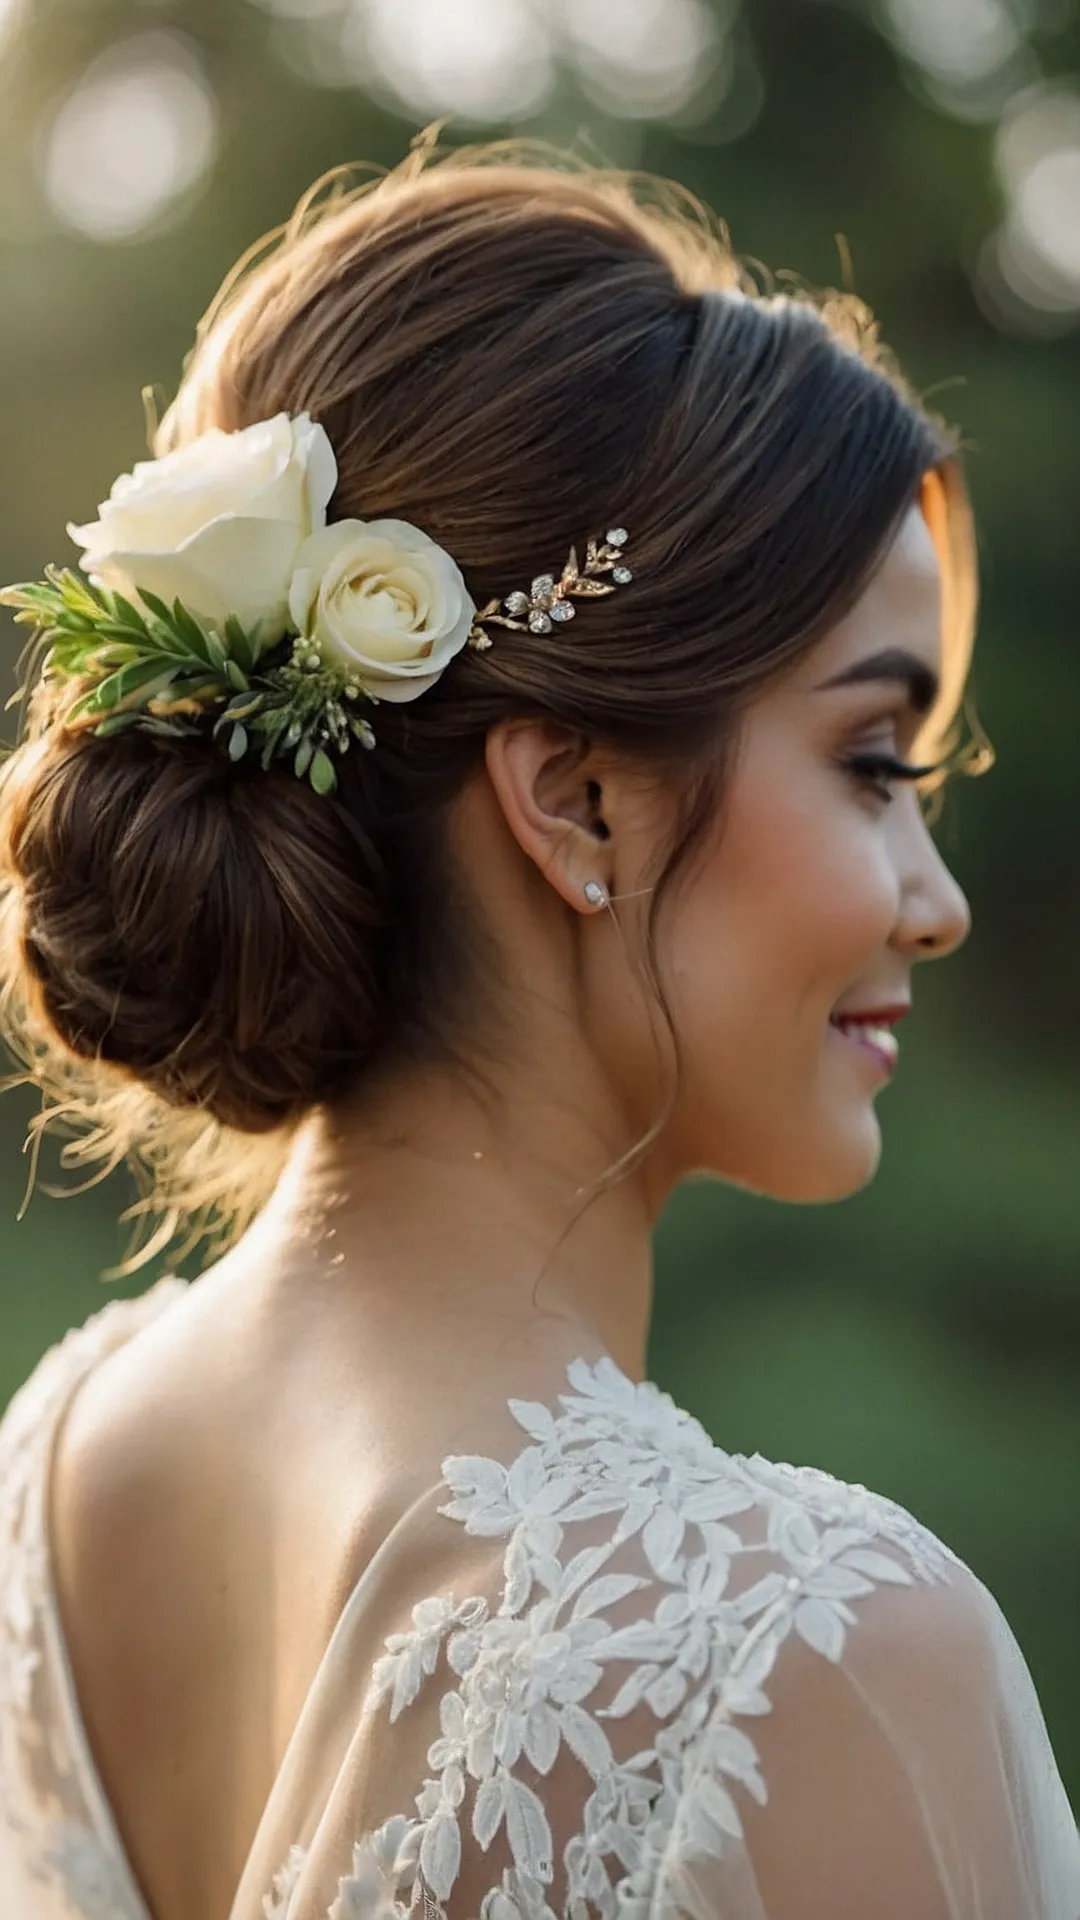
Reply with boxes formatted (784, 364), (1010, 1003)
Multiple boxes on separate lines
(709, 1109), (883, 1204)
(793, 1109), (884, 1203)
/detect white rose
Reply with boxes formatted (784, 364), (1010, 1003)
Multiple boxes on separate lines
(67, 412), (338, 650)
(288, 519), (477, 703)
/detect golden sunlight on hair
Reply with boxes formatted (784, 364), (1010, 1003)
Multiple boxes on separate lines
(917, 458), (993, 789)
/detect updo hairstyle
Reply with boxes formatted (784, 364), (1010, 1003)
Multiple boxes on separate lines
(0, 140), (978, 1272)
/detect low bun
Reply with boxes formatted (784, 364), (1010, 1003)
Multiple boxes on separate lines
(3, 726), (389, 1133)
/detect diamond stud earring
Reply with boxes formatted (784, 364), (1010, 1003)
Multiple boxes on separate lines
(583, 880), (609, 908)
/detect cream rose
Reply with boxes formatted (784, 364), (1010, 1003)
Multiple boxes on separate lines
(67, 412), (338, 650)
(288, 518), (477, 702)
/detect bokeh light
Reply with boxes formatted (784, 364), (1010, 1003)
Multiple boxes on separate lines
(885, 0), (1025, 85)
(251, 0), (341, 15)
(562, 0), (722, 121)
(40, 32), (219, 243)
(883, 0), (1040, 120)
(976, 80), (1080, 333)
(0, 0), (23, 59)
(358, 0), (555, 121)
(257, 0), (726, 124)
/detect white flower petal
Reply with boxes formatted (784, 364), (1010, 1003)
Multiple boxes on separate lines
(506, 1399), (557, 1442)
(472, 1776), (506, 1850)
(794, 1596), (847, 1663)
(502, 1777), (554, 1882)
(287, 516), (475, 701)
(558, 1701), (613, 1780)
(419, 1812), (461, 1903)
(69, 413), (335, 646)
(88, 513), (302, 646)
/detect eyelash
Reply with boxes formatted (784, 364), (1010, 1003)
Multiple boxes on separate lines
(844, 752), (939, 803)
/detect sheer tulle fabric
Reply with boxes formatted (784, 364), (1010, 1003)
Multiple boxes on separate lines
(1, 1280), (1077, 1920)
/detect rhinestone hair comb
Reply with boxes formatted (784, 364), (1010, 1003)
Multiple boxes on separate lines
(467, 527), (632, 650)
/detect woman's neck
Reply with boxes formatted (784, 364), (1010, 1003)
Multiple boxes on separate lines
(235, 1057), (659, 1386)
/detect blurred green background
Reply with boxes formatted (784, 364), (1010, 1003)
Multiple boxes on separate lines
(0, 0), (1077, 1806)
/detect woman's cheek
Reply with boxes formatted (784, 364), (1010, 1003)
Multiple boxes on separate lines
(823, 821), (903, 960)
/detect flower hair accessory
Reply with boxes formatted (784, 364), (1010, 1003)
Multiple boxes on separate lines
(0, 410), (634, 797)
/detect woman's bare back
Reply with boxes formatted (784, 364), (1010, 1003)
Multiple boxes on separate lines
(44, 1268), (403, 1920)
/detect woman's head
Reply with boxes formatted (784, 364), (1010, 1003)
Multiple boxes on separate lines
(0, 143), (981, 1264)
(473, 490), (970, 1215)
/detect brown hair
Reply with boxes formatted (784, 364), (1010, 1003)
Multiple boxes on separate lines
(0, 138), (980, 1275)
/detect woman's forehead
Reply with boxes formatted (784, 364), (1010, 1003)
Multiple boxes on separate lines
(795, 503), (943, 693)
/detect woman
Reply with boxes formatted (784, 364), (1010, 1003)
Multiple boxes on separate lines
(0, 144), (1076, 1920)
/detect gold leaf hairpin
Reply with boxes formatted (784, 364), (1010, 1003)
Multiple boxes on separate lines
(467, 527), (632, 651)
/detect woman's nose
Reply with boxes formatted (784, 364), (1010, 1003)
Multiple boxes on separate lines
(896, 837), (972, 961)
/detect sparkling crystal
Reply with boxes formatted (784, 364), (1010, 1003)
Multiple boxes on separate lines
(528, 610), (553, 634)
(530, 574), (556, 605)
(504, 591), (530, 616)
(606, 527), (628, 547)
(549, 600), (575, 623)
(612, 565), (633, 585)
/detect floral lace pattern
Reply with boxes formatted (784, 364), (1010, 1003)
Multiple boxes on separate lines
(333, 1356), (960, 1920)
(0, 1298), (969, 1920)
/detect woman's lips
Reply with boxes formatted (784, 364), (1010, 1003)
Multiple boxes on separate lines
(829, 1009), (908, 1078)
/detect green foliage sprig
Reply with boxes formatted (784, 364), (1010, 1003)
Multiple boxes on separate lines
(0, 566), (376, 796)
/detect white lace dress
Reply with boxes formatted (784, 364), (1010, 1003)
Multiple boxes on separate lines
(1, 1277), (1078, 1920)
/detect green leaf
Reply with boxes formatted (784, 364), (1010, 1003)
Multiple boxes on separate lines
(224, 657), (249, 692)
(224, 614), (256, 674)
(49, 641), (130, 676)
(170, 598), (213, 659)
(51, 567), (100, 607)
(67, 689), (127, 729)
(107, 591), (151, 637)
(91, 710), (143, 738)
(293, 737), (313, 778)
(0, 582), (54, 609)
(254, 709), (290, 769)
(228, 722), (248, 761)
(134, 587), (176, 630)
(70, 641), (143, 668)
(204, 630), (229, 673)
(50, 606), (99, 628)
(150, 672), (222, 706)
(222, 691), (265, 721)
(78, 657), (180, 716)
(309, 749), (337, 796)
(92, 622), (158, 647)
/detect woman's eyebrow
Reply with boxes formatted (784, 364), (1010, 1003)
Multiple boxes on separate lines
(814, 645), (939, 715)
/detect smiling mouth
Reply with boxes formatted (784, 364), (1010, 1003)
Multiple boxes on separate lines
(829, 1011), (907, 1076)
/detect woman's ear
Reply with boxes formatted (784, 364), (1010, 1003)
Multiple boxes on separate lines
(484, 718), (613, 912)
